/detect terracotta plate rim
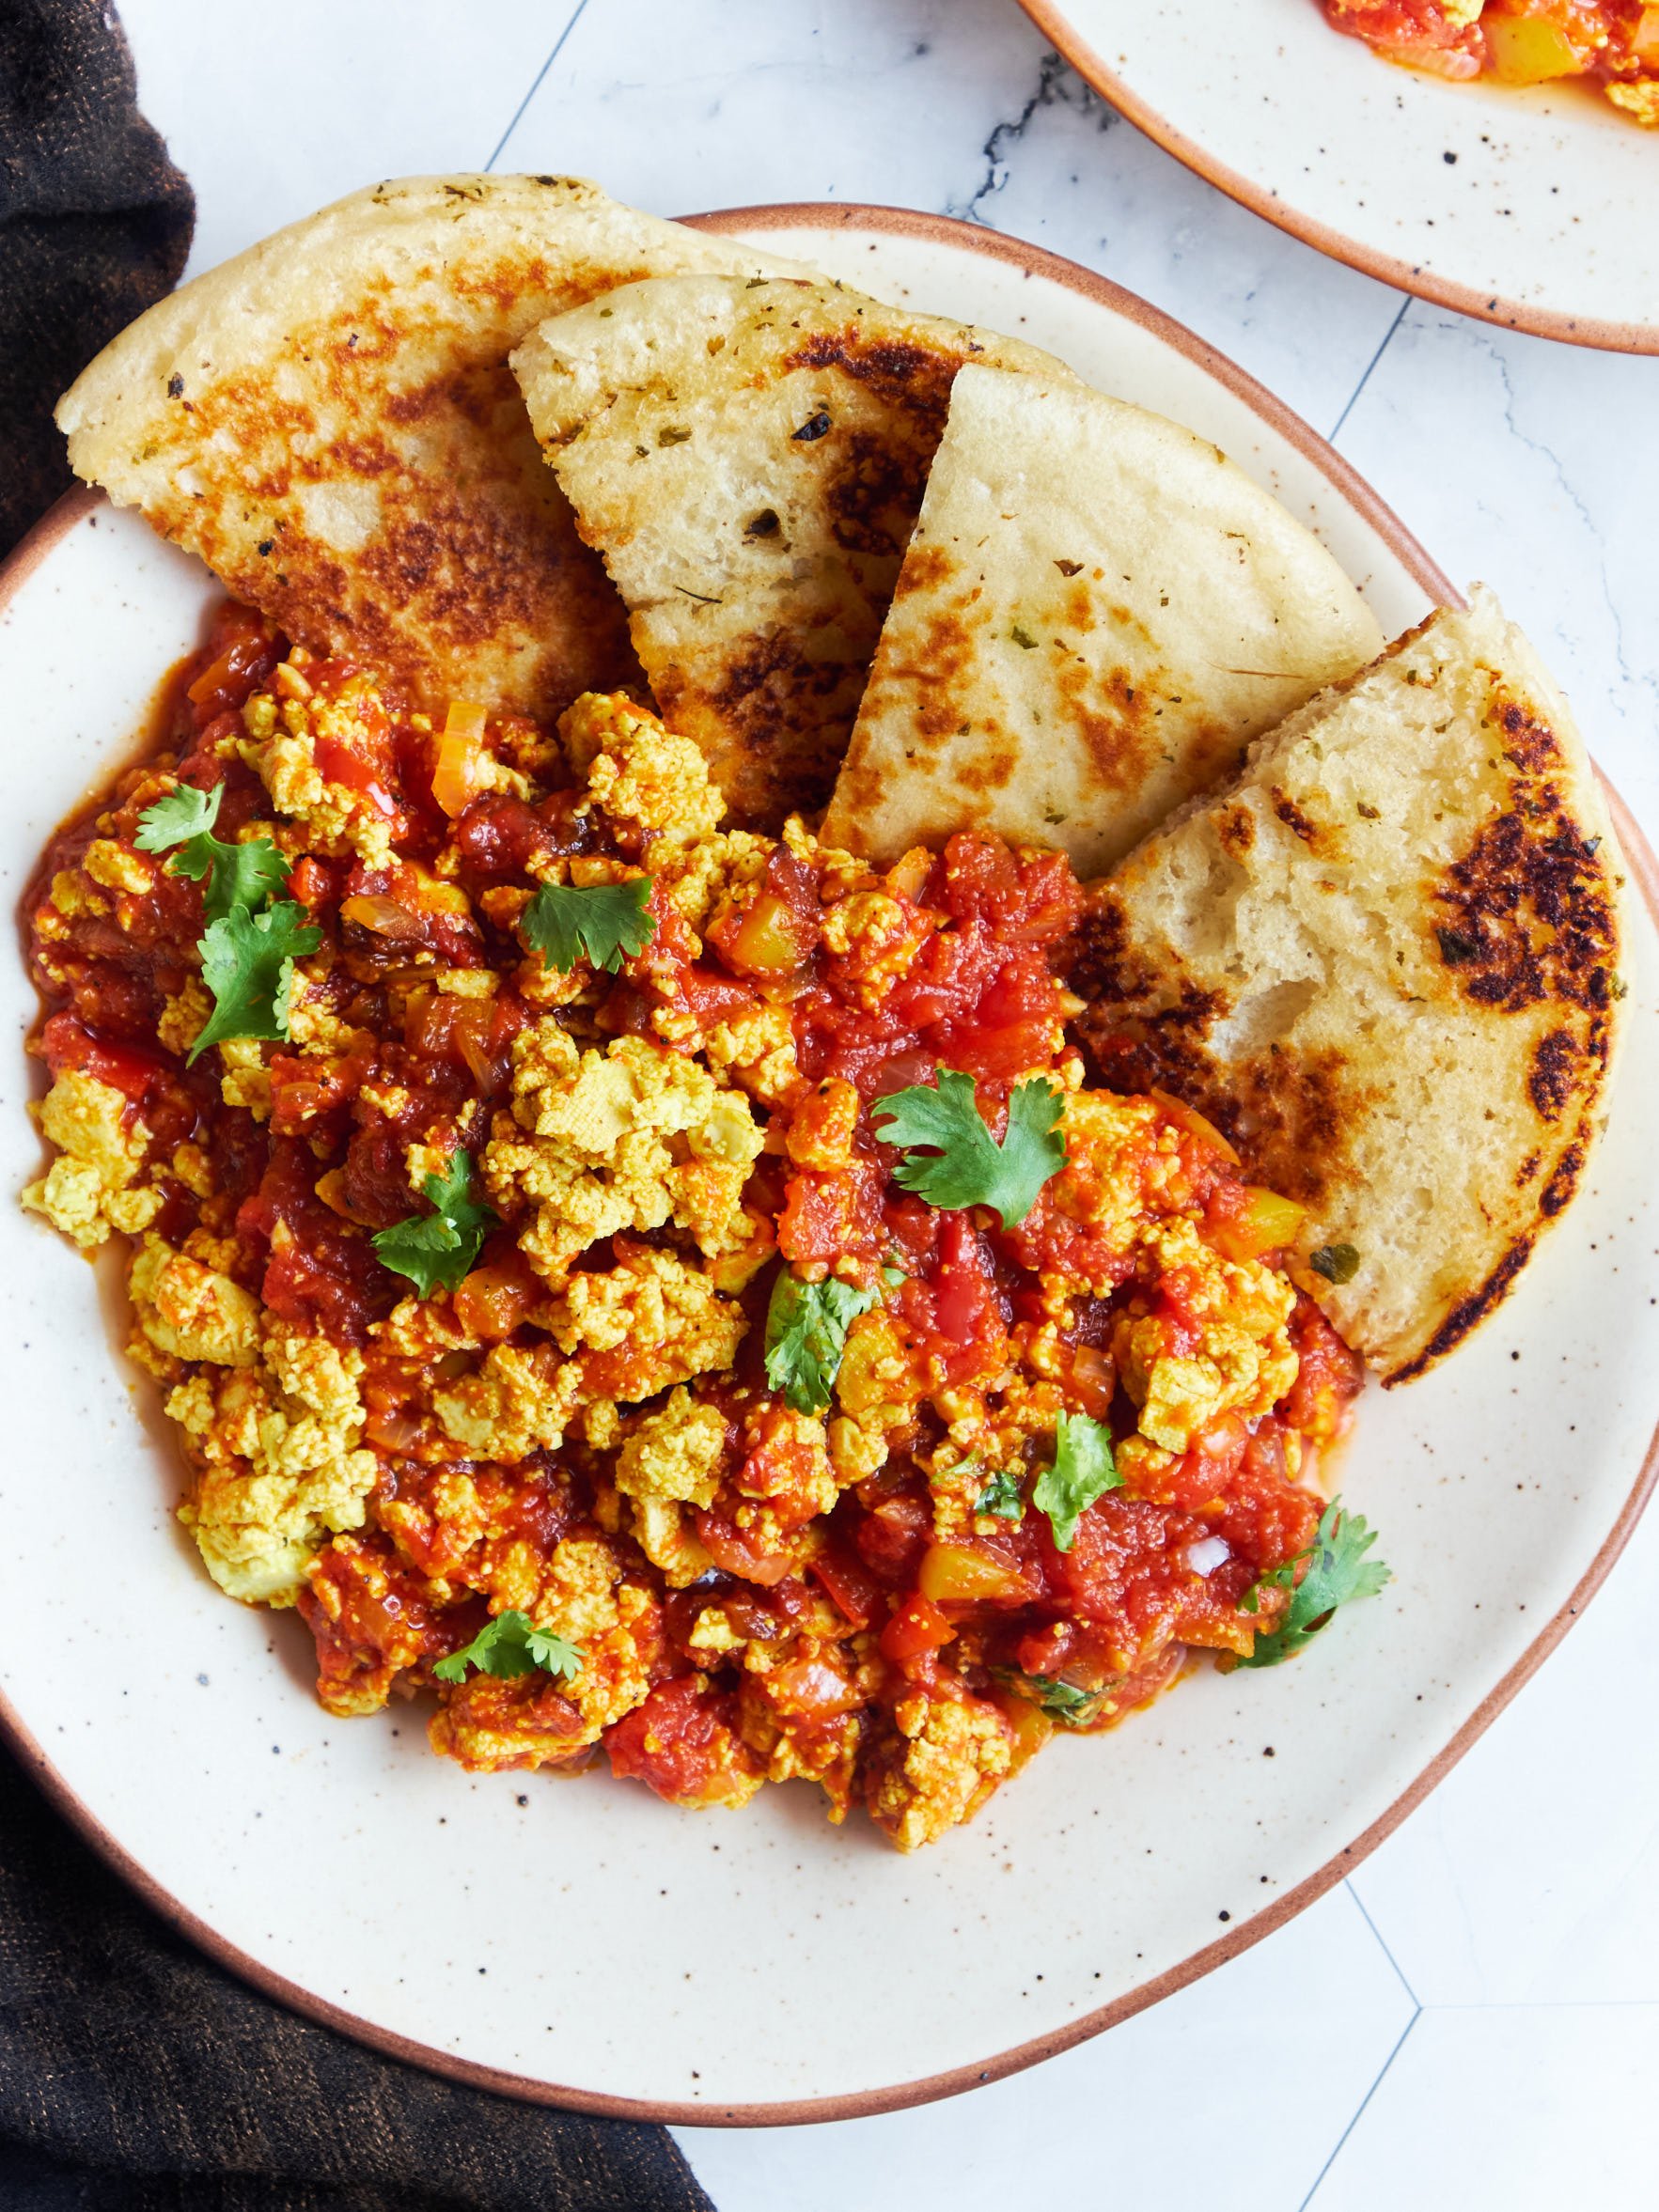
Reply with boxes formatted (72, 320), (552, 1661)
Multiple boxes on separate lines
(1015, 0), (1659, 357)
(1, 201), (1653, 2128)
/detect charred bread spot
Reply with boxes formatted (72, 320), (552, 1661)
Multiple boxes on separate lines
(780, 330), (963, 437)
(1061, 889), (1162, 1015)
(1385, 1233), (1537, 1386)
(954, 740), (1021, 797)
(1541, 1132), (1587, 1219)
(1528, 1029), (1578, 1123)
(1271, 789), (1321, 845)
(823, 428), (931, 561)
(1432, 787), (1618, 1018)
(1489, 684), (1562, 775)
(1216, 802), (1257, 858)
(675, 631), (856, 825)
(1225, 1047), (1356, 1209)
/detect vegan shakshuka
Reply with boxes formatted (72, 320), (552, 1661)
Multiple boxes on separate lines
(23, 604), (1384, 1848)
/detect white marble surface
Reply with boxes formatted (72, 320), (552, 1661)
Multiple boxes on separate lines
(107, 2), (1659, 2204)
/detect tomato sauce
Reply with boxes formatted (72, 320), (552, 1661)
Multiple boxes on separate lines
(23, 603), (1367, 1848)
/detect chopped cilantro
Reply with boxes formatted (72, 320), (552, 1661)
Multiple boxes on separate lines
(136, 781), (290, 922)
(975, 1469), (1025, 1521)
(187, 898), (321, 1064)
(1236, 1498), (1390, 1667)
(432, 1609), (583, 1685)
(763, 1270), (880, 1415)
(871, 1067), (1066, 1228)
(522, 878), (656, 974)
(1031, 1410), (1122, 1552)
(992, 1667), (1110, 1725)
(1309, 1242), (1360, 1285)
(372, 1148), (498, 1298)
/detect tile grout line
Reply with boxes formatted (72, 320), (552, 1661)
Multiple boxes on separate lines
(1328, 293), (1411, 444)
(484, 0), (595, 171)
(1296, 2008), (1422, 2212)
(1344, 1877), (1421, 2007)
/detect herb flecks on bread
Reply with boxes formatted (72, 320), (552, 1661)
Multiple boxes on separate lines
(1070, 585), (1624, 1383)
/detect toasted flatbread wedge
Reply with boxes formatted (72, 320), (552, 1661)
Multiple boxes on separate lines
(1069, 588), (1624, 1382)
(56, 176), (799, 719)
(821, 365), (1384, 874)
(511, 277), (1068, 826)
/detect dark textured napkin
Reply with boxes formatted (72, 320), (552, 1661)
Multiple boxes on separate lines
(0, 8), (715, 2204)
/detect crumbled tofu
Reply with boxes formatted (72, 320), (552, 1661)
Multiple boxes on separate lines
(867, 1689), (1015, 1851)
(22, 1071), (160, 1250)
(216, 1036), (273, 1119)
(430, 1343), (578, 1462)
(629, 1494), (715, 1587)
(157, 978), (212, 1058)
(616, 1387), (728, 1507)
(1608, 80), (1659, 127)
(171, 1322), (377, 1603)
(129, 1236), (261, 1366)
(699, 999), (802, 1108)
(550, 1245), (747, 1402)
(1114, 1217), (1298, 1453)
(84, 838), (156, 894)
(244, 676), (397, 866)
(485, 1029), (762, 1285)
(558, 692), (723, 846)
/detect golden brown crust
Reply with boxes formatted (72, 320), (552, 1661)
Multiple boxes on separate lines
(821, 366), (1383, 873)
(1067, 588), (1625, 1382)
(511, 279), (1071, 830)
(56, 176), (802, 720)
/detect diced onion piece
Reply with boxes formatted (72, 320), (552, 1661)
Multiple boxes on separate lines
(917, 1541), (1025, 1604)
(884, 848), (933, 903)
(1184, 1535), (1231, 1577)
(1485, 17), (1582, 81)
(432, 700), (491, 818)
(1150, 1086), (1240, 1165)
(340, 892), (427, 941)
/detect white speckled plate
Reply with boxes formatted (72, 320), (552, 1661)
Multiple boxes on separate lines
(1021, 0), (1659, 351)
(1, 207), (1656, 2126)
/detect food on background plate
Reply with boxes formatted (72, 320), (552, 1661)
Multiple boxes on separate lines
(510, 277), (1069, 827)
(1320, 1), (1659, 126)
(820, 365), (1384, 876)
(54, 177), (803, 723)
(22, 640), (1378, 1847)
(1069, 588), (1624, 1382)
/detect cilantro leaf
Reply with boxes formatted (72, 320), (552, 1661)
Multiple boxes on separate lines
(1031, 1410), (1122, 1552)
(1236, 1497), (1390, 1667)
(871, 1067), (1065, 1228)
(137, 781), (290, 923)
(522, 879), (656, 974)
(135, 781), (219, 849)
(372, 1148), (499, 1298)
(188, 899), (321, 1064)
(432, 1609), (584, 1685)
(975, 1469), (1025, 1521)
(992, 1667), (1114, 1726)
(763, 1270), (880, 1415)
